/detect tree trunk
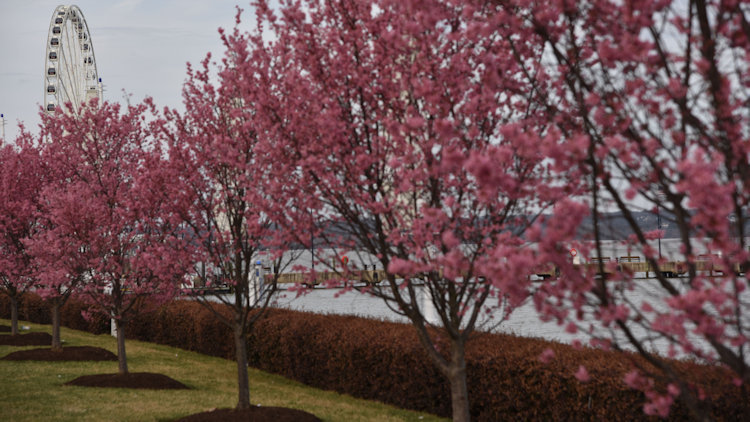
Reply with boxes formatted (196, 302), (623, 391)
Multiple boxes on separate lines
(448, 340), (471, 422)
(115, 319), (128, 374)
(51, 302), (62, 351)
(234, 326), (251, 409)
(10, 295), (19, 336)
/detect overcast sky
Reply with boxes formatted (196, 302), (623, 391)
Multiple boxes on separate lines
(0, 0), (260, 142)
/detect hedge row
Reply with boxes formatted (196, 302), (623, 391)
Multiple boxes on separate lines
(244, 309), (749, 421)
(126, 300), (235, 359)
(0, 293), (109, 334)
(2, 293), (748, 420)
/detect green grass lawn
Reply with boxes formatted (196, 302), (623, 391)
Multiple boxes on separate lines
(0, 318), (447, 422)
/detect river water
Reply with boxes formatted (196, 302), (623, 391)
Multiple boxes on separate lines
(226, 239), (748, 360)
(268, 278), (750, 362)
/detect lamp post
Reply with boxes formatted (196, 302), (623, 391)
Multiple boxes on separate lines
(657, 207), (662, 259)
(656, 190), (666, 259)
(310, 209), (314, 274)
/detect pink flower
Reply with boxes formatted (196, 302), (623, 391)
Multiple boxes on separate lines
(538, 348), (555, 364)
(574, 365), (590, 382)
(624, 370), (646, 390)
(643, 394), (673, 418)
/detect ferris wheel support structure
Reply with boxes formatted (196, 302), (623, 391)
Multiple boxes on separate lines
(44, 5), (102, 114)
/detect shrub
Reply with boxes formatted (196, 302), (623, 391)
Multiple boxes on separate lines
(20, 294), (50, 324)
(59, 296), (109, 334)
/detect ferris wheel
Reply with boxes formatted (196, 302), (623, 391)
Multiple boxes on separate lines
(44, 5), (102, 114)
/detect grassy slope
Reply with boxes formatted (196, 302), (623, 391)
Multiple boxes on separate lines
(0, 318), (446, 422)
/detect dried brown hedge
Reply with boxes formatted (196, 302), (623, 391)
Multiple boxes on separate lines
(125, 300), (235, 359)
(58, 297), (110, 334)
(246, 310), (449, 415)
(0, 293), (108, 334)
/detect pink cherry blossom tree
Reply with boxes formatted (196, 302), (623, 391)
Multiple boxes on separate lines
(489, 0), (750, 418)
(154, 32), (299, 409)
(33, 100), (187, 372)
(25, 149), (88, 351)
(0, 131), (46, 336)
(227, 1), (571, 420)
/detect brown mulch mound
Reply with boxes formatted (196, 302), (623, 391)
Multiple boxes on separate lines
(65, 372), (190, 389)
(0, 325), (10, 332)
(1, 346), (117, 361)
(176, 407), (322, 422)
(0, 332), (52, 346)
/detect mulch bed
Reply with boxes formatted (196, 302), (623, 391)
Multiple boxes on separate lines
(0, 332), (52, 346)
(0, 325), (10, 332)
(1, 346), (117, 361)
(65, 372), (190, 389)
(176, 407), (322, 422)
